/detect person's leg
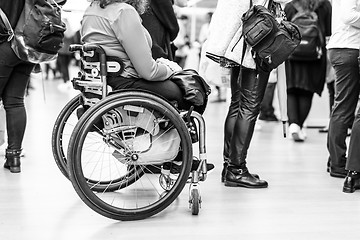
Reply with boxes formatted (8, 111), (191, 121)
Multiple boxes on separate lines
(343, 108), (360, 193)
(328, 81), (335, 114)
(319, 81), (335, 133)
(57, 54), (71, 83)
(221, 67), (261, 181)
(0, 42), (34, 173)
(287, 88), (305, 141)
(287, 89), (300, 126)
(259, 82), (278, 121)
(224, 67), (269, 188)
(328, 48), (360, 178)
(223, 66), (241, 164)
(346, 110), (360, 172)
(3, 63), (33, 150)
(297, 89), (314, 129)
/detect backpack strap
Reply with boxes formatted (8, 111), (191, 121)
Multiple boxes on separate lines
(0, 8), (14, 41)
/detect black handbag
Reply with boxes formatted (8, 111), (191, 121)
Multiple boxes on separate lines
(241, 0), (301, 72)
(170, 69), (211, 114)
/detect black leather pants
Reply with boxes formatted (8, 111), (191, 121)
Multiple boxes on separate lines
(223, 66), (269, 167)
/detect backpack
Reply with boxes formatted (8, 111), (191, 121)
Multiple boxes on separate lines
(241, 1), (301, 72)
(288, 11), (323, 61)
(2, 0), (66, 63)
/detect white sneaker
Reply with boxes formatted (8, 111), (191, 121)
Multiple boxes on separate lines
(289, 123), (304, 142)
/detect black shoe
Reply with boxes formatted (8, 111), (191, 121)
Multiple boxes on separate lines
(168, 159), (214, 174)
(224, 166), (268, 188)
(330, 167), (347, 178)
(3, 149), (22, 173)
(221, 162), (259, 182)
(343, 171), (360, 193)
(259, 113), (278, 122)
(191, 159), (214, 172)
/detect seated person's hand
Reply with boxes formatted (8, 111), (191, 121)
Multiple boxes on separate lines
(156, 58), (182, 72)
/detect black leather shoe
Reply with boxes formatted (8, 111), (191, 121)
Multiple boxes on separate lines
(343, 171), (360, 193)
(224, 166), (268, 188)
(221, 162), (259, 182)
(3, 149), (22, 173)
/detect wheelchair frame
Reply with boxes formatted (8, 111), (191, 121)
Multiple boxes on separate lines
(52, 44), (210, 220)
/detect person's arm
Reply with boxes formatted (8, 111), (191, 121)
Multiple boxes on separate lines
(150, 0), (179, 41)
(112, 7), (173, 81)
(341, 0), (360, 28)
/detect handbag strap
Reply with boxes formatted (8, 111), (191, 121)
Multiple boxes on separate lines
(0, 8), (14, 41)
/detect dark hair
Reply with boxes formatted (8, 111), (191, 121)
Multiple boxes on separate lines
(91, 0), (149, 14)
(292, 0), (319, 11)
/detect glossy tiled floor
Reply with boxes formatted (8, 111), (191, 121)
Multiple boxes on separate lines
(0, 72), (359, 240)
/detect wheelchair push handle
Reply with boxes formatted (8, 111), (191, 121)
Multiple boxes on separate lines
(69, 44), (108, 76)
(69, 44), (83, 52)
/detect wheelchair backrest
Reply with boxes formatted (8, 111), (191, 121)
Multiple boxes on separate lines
(70, 44), (125, 107)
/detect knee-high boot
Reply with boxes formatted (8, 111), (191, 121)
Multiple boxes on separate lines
(4, 149), (22, 173)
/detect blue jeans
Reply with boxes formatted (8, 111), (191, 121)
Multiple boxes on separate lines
(0, 41), (34, 150)
(223, 66), (269, 167)
(328, 48), (360, 172)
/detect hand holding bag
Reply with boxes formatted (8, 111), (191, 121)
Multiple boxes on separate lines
(170, 69), (211, 114)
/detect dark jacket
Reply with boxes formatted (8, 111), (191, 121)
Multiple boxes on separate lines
(141, 0), (179, 60)
(284, 0), (332, 96)
(0, 0), (24, 28)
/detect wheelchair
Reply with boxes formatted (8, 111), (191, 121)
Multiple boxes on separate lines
(51, 44), (211, 221)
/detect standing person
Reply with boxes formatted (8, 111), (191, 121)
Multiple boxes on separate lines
(284, 0), (332, 142)
(327, 0), (360, 180)
(57, 17), (76, 92)
(206, 0), (292, 188)
(140, 0), (179, 61)
(199, 11), (226, 103)
(0, 0), (67, 173)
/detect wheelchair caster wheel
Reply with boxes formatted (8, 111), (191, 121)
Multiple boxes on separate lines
(189, 188), (201, 215)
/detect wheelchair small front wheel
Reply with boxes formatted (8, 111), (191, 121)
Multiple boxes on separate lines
(189, 187), (201, 215)
(67, 91), (193, 221)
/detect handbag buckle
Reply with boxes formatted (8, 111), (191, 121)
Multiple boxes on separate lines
(7, 28), (14, 41)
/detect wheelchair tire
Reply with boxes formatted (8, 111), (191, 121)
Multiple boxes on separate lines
(67, 91), (193, 221)
(51, 94), (144, 192)
(52, 94), (82, 179)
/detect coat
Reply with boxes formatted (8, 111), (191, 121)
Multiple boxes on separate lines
(141, 0), (179, 60)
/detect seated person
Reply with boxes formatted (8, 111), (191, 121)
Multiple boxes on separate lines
(80, 0), (213, 171)
(81, 0), (188, 110)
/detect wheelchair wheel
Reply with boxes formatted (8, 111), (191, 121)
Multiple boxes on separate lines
(190, 188), (200, 215)
(52, 94), (82, 179)
(51, 94), (144, 191)
(67, 91), (193, 221)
